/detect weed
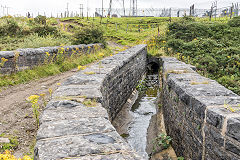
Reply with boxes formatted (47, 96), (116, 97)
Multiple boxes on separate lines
(136, 79), (147, 93)
(158, 104), (162, 109)
(0, 134), (19, 152)
(174, 96), (179, 103)
(120, 133), (129, 138)
(40, 93), (47, 107)
(153, 133), (172, 152)
(82, 99), (97, 107)
(84, 71), (96, 75)
(190, 81), (209, 85)
(48, 88), (53, 99)
(224, 101), (240, 113)
(164, 70), (189, 79)
(26, 95), (40, 128)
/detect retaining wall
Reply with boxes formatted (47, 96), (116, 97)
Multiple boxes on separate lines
(34, 45), (147, 160)
(0, 43), (103, 74)
(161, 57), (240, 160)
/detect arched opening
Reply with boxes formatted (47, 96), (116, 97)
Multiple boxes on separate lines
(147, 62), (159, 74)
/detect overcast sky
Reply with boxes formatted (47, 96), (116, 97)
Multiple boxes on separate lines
(1, 0), (239, 17)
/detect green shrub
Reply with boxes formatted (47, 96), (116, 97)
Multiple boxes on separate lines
(166, 19), (240, 95)
(19, 34), (71, 49)
(0, 18), (21, 37)
(31, 24), (59, 36)
(195, 55), (218, 73)
(168, 22), (210, 41)
(182, 16), (196, 22)
(166, 38), (184, 52)
(34, 15), (47, 25)
(72, 26), (106, 45)
(218, 76), (240, 94)
(228, 16), (240, 27)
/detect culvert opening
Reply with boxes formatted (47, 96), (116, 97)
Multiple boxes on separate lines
(147, 62), (160, 75)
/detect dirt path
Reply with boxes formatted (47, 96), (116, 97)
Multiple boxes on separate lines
(0, 42), (127, 157)
(0, 68), (78, 157)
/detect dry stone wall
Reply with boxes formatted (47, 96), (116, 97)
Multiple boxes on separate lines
(161, 57), (240, 160)
(34, 45), (147, 160)
(0, 43), (103, 74)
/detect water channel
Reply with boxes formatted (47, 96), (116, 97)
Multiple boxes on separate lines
(112, 72), (177, 160)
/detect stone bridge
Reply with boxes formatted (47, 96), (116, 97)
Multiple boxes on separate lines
(24, 44), (240, 160)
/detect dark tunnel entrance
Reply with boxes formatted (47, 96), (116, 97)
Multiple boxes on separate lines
(147, 62), (160, 74)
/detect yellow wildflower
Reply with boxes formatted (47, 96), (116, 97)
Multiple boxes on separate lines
(98, 53), (104, 57)
(1, 57), (8, 62)
(22, 155), (32, 160)
(227, 56), (231, 59)
(45, 52), (50, 56)
(57, 83), (61, 86)
(77, 65), (86, 71)
(27, 95), (39, 104)
(27, 95), (39, 101)
(48, 88), (53, 96)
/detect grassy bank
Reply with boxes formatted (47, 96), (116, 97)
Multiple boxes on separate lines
(149, 16), (240, 95)
(0, 47), (112, 90)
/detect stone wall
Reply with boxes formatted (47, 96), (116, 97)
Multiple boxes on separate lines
(160, 57), (240, 160)
(0, 43), (103, 74)
(34, 45), (147, 160)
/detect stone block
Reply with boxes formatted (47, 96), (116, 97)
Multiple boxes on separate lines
(225, 138), (240, 156)
(227, 117), (240, 142)
(35, 131), (135, 160)
(206, 107), (226, 129)
(37, 117), (116, 140)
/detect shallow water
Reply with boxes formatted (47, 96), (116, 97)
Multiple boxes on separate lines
(112, 74), (159, 159)
(126, 95), (157, 159)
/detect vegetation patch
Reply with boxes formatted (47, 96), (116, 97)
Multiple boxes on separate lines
(150, 16), (240, 95)
(0, 48), (111, 89)
(0, 133), (18, 152)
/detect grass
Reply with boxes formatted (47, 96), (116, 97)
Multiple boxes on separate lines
(84, 71), (96, 75)
(82, 99), (97, 107)
(59, 17), (170, 46)
(190, 81), (209, 85)
(0, 133), (19, 152)
(0, 47), (112, 90)
(0, 34), (71, 51)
